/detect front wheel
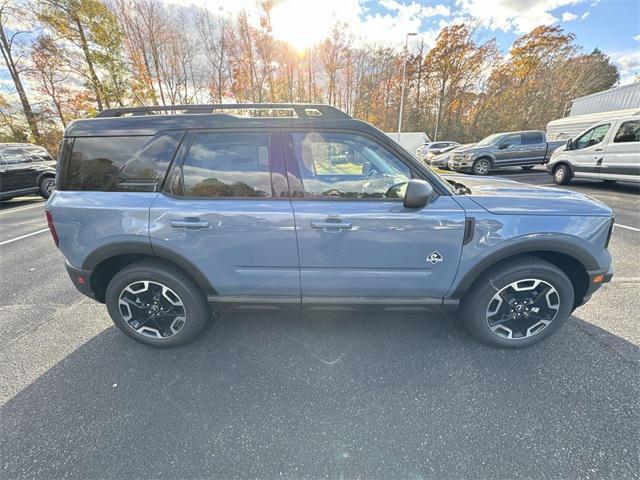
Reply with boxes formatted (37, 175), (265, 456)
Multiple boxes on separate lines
(472, 158), (491, 175)
(553, 164), (571, 185)
(459, 256), (574, 348)
(105, 259), (211, 347)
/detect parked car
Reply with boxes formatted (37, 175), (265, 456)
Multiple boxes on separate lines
(448, 131), (565, 175)
(416, 141), (460, 162)
(428, 144), (473, 169)
(384, 132), (430, 156)
(548, 117), (640, 185)
(46, 103), (613, 349)
(0, 143), (56, 201)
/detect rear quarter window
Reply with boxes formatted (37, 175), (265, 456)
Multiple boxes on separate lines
(613, 120), (640, 143)
(63, 132), (184, 191)
(522, 132), (544, 144)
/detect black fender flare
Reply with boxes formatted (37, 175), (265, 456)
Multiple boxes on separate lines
(82, 241), (216, 296)
(449, 238), (598, 298)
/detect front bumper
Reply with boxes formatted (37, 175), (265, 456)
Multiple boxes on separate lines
(448, 159), (473, 171)
(577, 266), (614, 307)
(65, 262), (96, 300)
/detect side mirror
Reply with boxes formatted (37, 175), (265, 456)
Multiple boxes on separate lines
(403, 179), (433, 209)
(565, 138), (573, 150)
(499, 142), (510, 150)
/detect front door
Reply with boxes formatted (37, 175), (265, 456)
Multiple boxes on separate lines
(0, 149), (34, 191)
(570, 123), (611, 179)
(149, 130), (300, 301)
(283, 130), (466, 304)
(494, 133), (527, 167)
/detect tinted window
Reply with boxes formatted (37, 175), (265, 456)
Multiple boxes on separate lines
(1, 150), (30, 165)
(574, 124), (610, 150)
(501, 134), (521, 147)
(179, 132), (271, 198)
(522, 132), (544, 145)
(22, 147), (53, 162)
(65, 133), (182, 191)
(613, 120), (640, 143)
(291, 132), (411, 199)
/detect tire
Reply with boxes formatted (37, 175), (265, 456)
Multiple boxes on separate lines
(553, 164), (571, 185)
(105, 259), (211, 347)
(472, 158), (491, 175)
(39, 176), (56, 199)
(521, 165), (534, 171)
(459, 256), (574, 348)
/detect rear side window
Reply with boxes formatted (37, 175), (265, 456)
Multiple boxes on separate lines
(64, 132), (183, 191)
(1, 150), (30, 164)
(176, 132), (272, 198)
(522, 132), (543, 145)
(613, 120), (640, 143)
(22, 148), (53, 162)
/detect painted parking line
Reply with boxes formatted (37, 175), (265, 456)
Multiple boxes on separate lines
(0, 203), (44, 215)
(615, 223), (640, 232)
(0, 228), (49, 247)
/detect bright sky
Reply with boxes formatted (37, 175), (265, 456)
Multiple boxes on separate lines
(169, 0), (640, 84)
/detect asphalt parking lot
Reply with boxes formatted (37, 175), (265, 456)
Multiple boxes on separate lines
(1, 167), (638, 479)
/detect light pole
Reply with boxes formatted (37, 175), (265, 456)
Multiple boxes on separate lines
(397, 32), (417, 141)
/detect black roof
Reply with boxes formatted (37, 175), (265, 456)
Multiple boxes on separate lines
(65, 103), (378, 137)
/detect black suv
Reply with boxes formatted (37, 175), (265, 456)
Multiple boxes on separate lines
(0, 143), (57, 200)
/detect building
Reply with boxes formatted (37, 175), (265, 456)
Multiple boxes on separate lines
(546, 83), (640, 140)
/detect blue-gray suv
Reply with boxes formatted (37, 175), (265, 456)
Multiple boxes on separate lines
(45, 104), (614, 348)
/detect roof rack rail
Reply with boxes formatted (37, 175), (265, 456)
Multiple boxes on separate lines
(95, 103), (351, 120)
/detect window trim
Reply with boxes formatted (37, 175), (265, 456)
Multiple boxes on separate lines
(162, 128), (285, 201)
(282, 128), (436, 202)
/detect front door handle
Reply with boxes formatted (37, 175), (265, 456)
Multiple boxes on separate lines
(170, 218), (211, 229)
(594, 148), (604, 152)
(311, 220), (353, 231)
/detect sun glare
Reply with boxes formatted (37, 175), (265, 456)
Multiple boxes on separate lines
(270, 0), (334, 51)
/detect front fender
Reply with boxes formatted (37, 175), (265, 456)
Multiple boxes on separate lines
(447, 212), (612, 298)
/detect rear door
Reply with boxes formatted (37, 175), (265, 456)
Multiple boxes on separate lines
(520, 132), (546, 164)
(570, 123), (610, 179)
(283, 130), (466, 304)
(150, 130), (301, 302)
(600, 119), (640, 182)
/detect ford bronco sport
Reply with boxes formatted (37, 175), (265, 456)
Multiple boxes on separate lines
(45, 104), (614, 348)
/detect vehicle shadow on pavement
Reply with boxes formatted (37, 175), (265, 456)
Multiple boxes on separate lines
(2, 311), (638, 480)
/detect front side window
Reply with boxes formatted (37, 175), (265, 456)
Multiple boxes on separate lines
(501, 134), (522, 148)
(574, 124), (610, 150)
(179, 132), (272, 198)
(291, 132), (412, 200)
(613, 120), (640, 143)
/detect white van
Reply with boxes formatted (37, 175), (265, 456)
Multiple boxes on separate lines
(547, 117), (640, 185)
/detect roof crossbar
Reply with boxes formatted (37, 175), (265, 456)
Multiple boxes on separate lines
(95, 103), (351, 120)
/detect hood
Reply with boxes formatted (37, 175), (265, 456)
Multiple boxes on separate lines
(443, 175), (612, 216)
(455, 143), (486, 153)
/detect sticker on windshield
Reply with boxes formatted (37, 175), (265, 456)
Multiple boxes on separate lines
(427, 251), (443, 264)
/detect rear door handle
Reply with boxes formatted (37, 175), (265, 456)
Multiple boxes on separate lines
(170, 218), (211, 229)
(311, 220), (353, 231)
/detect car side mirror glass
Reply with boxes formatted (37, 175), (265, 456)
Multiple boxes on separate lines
(403, 179), (433, 209)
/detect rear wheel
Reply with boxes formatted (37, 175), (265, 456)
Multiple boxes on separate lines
(39, 176), (56, 199)
(105, 259), (211, 347)
(472, 158), (491, 175)
(553, 164), (571, 185)
(459, 256), (574, 348)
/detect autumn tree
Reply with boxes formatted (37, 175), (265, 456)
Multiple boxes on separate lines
(0, 0), (41, 142)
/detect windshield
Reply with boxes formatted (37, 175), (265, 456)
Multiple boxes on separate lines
(476, 133), (502, 147)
